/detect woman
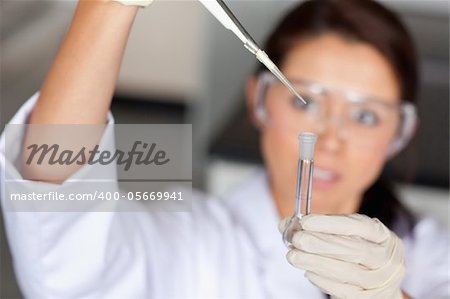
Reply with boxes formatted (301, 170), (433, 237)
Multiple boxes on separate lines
(231, 1), (448, 297)
(0, 0), (448, 298)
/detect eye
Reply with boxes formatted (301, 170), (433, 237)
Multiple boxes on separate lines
(351, 108), (380, 126)
(291, 95), (319, 112)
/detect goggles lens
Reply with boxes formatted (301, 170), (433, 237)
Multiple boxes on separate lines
(256, 72), (417, 154)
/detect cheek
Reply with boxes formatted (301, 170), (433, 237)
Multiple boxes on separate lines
(346, 147), (387, 191)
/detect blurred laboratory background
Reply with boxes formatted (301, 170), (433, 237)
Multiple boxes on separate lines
(1, 1), (449, 297)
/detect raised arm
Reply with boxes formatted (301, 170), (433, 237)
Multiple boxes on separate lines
(29, 0), (138, 125)
(21, 0), (141, 182)
(0, 3), (158, 297)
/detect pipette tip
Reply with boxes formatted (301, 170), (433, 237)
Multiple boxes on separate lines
(255, 49), (308, 105)
(292, 89), (308, 105)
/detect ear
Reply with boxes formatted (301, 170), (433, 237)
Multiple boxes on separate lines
(245, 75), (262, 128)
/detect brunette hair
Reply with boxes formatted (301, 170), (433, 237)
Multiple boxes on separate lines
(256, 0), (417, 233)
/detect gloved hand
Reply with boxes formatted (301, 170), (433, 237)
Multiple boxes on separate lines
(280, 214), (405, 299)
(113, 0), (154, 8)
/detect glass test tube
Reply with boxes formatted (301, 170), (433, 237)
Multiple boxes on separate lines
(283, 132), (317, 247)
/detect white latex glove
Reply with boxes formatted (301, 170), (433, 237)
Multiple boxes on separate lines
(113, 0), (154, 8)
(281, 214), (405, 299)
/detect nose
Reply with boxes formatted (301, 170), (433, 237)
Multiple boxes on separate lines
(315, 115), (346, 153)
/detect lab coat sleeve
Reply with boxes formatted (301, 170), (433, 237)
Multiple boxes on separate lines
(402, 218), (450, 299)
(0, 93), (150, 298)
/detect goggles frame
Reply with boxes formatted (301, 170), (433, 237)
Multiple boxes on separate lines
(255, 71), (418, 156)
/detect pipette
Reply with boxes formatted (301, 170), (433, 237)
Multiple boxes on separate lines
(282, 133), (317, 247)
(198, 0), (307, 105)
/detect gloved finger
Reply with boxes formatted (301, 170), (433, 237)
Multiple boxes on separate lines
(278, 217), (291, 233)
(291, 230), (387, 269)
(305, 271), (363, 299)
(300, 214), (390, 243)
(287, 249), (385, 290)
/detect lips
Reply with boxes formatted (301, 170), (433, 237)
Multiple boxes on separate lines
(313, 166), (340, 188)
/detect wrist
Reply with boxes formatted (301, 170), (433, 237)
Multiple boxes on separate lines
(78, 0), (140, 11)
(75, 0), (140, 21)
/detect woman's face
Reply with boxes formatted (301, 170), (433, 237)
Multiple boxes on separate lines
(248, 33), (401, 216)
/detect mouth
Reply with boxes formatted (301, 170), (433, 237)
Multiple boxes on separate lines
(313, 166), (340, 189)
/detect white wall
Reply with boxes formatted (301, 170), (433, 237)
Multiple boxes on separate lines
(118, 1), (208, 101)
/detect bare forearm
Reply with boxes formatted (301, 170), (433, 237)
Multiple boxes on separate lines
(29, 0), (138, 125)
(23, 1), (138, 182)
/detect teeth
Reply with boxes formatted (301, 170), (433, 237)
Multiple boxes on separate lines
(314, 168), (336, 180)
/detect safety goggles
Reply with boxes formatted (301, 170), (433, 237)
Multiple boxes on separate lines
(255, 72), (417, 155)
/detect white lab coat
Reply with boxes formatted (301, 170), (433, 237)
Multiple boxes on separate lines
(1, 93), (449, 299)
